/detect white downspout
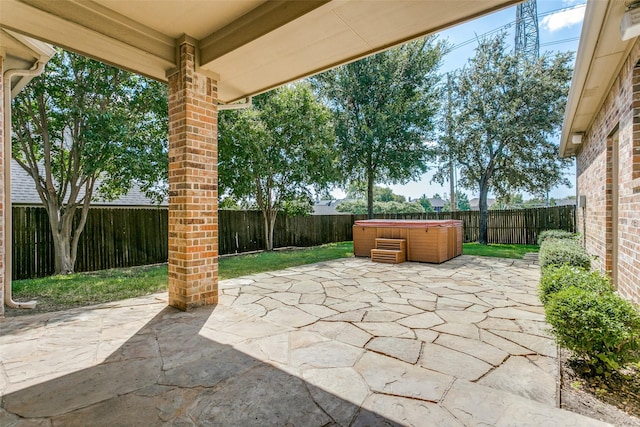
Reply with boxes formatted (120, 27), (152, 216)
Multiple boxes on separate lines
(3, 62), (46, 309)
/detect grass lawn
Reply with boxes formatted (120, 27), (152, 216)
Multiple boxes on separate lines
(219, 241), (353, 279)
(8, 242), (353, 315)
(463, 242), (539, 259)
(10, 264), (169, 315)
(8, 241), (535, 316)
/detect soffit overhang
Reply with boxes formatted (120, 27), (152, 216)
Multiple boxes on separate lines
(0, 29), (56, 97)
(1, 0), (520, 103)
(560, 0), (633, 158)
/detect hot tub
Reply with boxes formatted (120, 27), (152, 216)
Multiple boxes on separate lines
(353, 219), (463, 263)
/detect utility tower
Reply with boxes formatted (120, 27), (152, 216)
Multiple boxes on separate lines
(515, 0), (539, 60)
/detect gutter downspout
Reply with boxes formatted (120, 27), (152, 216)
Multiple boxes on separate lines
(3, 62), (46, 309)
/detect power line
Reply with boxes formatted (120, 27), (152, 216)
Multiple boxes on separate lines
(448, 3), (585, 52)
(540, 37), (580, 47)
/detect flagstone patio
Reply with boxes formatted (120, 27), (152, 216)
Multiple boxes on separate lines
(0, 256), (610, 426)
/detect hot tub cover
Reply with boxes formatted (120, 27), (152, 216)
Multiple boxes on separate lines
(354, 219), (462, 228)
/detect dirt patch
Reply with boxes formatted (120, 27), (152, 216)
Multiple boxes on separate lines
(560, 349), (640, 426)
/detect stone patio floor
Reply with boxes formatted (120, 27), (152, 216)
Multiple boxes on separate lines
(0, 256), (611, 426)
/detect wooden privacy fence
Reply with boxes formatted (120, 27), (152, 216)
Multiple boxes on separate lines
(13, 207), (169, 280)
(12, 205), (575, 279)
(363, 206), (576, 245)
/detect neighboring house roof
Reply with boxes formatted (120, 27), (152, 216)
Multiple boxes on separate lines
(11, 159), (166, 207)
(1, 1), (519, 104)
(312, 199), (351, 215)
(429, 198), (445, 208)
(469, 198), (496, 210)
(560, 1), (630, 157)
(554, 198), (577, 207)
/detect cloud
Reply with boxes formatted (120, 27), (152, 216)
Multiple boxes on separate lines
(540, 4), (586, 33)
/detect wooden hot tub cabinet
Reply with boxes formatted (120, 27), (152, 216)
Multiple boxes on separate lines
(353, 220), (463, 263)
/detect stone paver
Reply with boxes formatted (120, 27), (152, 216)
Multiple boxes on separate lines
(365, 337), (422, 363)
(477, 355), (557, 406)
(0, 256), (611, 426)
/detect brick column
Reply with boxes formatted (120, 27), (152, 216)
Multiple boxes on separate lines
(0, 54), (5, 317)
(167, 37), (218, 310)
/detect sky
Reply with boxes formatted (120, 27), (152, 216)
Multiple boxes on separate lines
(332, 0), (586, 202)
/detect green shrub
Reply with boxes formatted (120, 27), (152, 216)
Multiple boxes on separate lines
(537, 229), (576, 245)
(545, 287), (640, 370)
(539, 238), (590, 270)
(539, 265), (612, 305)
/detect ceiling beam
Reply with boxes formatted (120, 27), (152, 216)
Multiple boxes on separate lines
(20, 0), (175, 61)
(0, 0), (175, 80)
(200, 0), (330, 65)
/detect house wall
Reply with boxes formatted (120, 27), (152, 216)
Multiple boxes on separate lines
(0, 55), (5, 316)
(576, 39), (640, 303)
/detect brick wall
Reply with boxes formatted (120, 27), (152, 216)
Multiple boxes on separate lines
(167, 37), (219, 310)
(0, 55), (4, 316)
(576, 39), (640, 303)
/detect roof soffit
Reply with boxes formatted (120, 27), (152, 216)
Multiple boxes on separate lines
(1, 0), (519, 103)
(560, 0), (633, 157)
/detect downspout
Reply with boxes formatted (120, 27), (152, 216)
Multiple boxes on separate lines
(3, 62), (45, 309)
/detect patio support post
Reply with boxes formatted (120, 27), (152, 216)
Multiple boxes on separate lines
(167, 36), (219, 311)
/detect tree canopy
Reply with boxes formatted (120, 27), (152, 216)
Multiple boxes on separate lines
(336, 199), (425, 215)
(338, 186), (423, 214)
(443, 191), (471, 211)
(433, 33), (572, 243)
(417, 194), (434, 212)
(314, 37), (447, 218)
(11, 50), (167, 274)
(218, 83), (336, 250)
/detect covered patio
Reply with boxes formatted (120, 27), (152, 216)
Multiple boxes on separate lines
(1, 0), (522, 315)
(1, 256), (607, 425)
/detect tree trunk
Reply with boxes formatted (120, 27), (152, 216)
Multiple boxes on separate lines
(44, 196), (93, 275)
(70, 194), (93, 268)
(367, 171), (375, 219)
(263, 208), (277, 251)
(51, 219), (75, 275)
(269, 213), (277, 251)
(478, 182), (489, 245)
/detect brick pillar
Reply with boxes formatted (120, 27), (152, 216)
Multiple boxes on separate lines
(0, 55), (5, 317)
(167, 37), (218, 311)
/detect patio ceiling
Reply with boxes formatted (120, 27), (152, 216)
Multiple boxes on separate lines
(1, 0), (520, 103)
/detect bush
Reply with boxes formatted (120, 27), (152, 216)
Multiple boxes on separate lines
(546, 287), (640, 370)
(539, 265), (612, 305)
(537, 229), (576, 245)
(539, 238), (590, 270)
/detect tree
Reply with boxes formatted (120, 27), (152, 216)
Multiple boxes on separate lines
(433, 33), (572, 244)
(374, 186), (405, 202)
(218, 83), (336, 251)
(417, 194), (434, 212)
(314, 38), (446, 218)
(11, 50), (168, 274)
(443, 191), (471, 211)
(336, 200), (425, 214)
(346, 184), (406, 203)
(491, 193), (524, 210)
